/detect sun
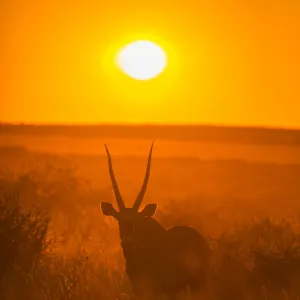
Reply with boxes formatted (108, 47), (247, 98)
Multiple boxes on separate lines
(116, 40), (167, 81)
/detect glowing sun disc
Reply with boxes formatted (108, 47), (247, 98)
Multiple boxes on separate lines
(116, 40), (167, 80)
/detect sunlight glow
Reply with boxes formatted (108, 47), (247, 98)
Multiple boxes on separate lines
(116, 40), (167, 81)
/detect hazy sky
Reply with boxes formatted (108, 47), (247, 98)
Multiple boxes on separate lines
(1, 0), (299, 128)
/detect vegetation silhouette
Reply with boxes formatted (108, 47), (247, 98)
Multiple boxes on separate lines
(0, 146), (300, 299)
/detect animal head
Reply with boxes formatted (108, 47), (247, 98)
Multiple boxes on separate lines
(100, 142), (157, 246)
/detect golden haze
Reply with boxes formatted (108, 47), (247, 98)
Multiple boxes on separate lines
(1, 132), (300, 298)
(1, 0), (299, 128)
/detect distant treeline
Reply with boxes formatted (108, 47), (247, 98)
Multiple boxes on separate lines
(1, 123), (300, 146)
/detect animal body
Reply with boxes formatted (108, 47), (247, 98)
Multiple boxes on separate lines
(100, 142), (212, 299)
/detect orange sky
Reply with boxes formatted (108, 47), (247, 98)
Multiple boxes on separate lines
(1, 0), (299, 128)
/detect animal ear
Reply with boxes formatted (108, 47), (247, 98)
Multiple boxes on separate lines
(100, 202), (118, 218)
(140, 204), (157, 217)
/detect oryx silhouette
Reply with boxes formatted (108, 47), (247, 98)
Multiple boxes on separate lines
(100, 142), (211, 299)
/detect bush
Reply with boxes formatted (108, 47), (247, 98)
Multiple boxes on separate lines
(0, 164), (90, 209)
(0, 192), (51, 285)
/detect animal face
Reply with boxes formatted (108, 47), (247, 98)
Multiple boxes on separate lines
(100, 202), (157, 246)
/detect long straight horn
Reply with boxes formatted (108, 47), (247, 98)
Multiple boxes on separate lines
(132, 141), (154, 211)
(104, 144), (125, 211)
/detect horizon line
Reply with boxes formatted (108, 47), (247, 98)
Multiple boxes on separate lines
(1, 121), (300, 132)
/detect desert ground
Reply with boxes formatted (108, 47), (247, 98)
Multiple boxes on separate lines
(1, 124), (300, 299)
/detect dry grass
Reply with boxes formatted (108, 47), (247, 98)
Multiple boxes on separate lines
(1, 148), (300, 299)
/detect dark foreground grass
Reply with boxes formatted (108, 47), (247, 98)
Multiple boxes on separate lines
(1, 165), (300, 300)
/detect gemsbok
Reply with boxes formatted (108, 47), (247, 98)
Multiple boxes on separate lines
(100, 142), (212, 299)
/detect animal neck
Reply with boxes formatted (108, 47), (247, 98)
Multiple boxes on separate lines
(122, 217), (166, 263)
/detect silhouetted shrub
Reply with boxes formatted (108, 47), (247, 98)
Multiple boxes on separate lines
(0, 164), (90, 209)
(0, 192), (51, 284)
